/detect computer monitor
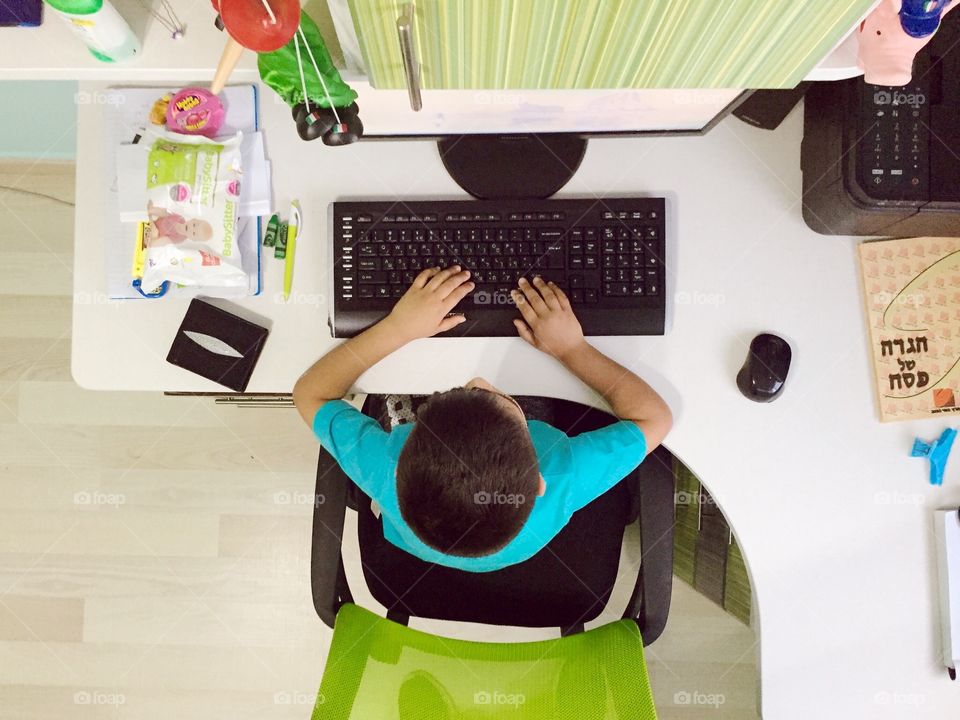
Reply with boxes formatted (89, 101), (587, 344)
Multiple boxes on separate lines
(349, 82), (748, 198)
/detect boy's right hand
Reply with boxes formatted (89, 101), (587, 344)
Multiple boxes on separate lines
(512, 276), (587, 361)
(385, 265), (475, 342)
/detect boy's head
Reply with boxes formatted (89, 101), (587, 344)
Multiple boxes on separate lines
(397, 380), (542, 557)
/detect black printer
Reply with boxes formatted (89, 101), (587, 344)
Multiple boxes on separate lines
(801, 9), (960, 236)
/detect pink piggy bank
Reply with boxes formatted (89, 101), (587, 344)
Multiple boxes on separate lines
(858, 0), (958, 85)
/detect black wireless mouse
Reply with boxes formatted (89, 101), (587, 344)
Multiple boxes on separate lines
(737, 333), (792, 402)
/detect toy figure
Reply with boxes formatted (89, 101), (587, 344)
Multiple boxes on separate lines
(257, 11), (363, 145)
(858, 0), (958, 85)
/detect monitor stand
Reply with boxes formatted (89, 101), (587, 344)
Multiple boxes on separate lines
(438, 134), (587, 200)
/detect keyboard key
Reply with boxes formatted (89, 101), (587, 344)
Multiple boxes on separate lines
(604, 282), (629, 296)
(584, 256), (598, 269)
(359, 271), (386, 284)
(569, 275), (583, 288)
(570, 256), (584, 269)
(584, 288), (598, 303)
(630, 283), (644, 296)
(358, 244), (375, 256)
(571, 289), (584, 303)
(376, 286), (391, 297)
(358, 258), (379, 271)
(359, 287), (374, 298)
(545, 243), (565, 268)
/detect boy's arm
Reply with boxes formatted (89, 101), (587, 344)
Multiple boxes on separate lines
(293, 265), (474, 426)
(513, 277), (673, 450)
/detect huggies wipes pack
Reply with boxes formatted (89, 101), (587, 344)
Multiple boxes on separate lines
(140, 132), (247, 294)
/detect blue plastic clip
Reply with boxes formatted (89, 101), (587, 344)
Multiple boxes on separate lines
(911, 428), (957, 486)
(132, 278), (169, 298)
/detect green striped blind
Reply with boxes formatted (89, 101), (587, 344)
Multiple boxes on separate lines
(348, 0), (874, 89)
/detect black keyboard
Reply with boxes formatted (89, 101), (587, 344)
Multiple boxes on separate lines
(329, 198), (667, 337)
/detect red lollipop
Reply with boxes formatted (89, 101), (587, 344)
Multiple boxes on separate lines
(220, 0), (299, 51)
(211, 0), (300, 94)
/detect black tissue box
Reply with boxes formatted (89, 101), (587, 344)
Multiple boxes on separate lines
(166, 299), (269, 392)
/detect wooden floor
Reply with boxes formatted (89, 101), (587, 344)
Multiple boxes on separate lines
(0, 160), (759, 719)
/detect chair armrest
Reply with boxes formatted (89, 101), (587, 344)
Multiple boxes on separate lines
(310, 446), (354, 628)
(623, 445), (675, 646)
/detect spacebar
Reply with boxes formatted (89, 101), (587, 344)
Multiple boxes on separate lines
(440, 307), (662, 337)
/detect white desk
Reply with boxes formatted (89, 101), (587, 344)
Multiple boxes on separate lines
(69, 81), (960, 717)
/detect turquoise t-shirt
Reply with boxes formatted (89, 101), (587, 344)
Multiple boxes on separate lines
(312, 400), (648, 573)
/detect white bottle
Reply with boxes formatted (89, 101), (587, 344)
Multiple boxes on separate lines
(43, 0), (140, 63)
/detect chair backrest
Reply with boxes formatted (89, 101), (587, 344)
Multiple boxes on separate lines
(314, 603), (659, 720)
(355, 394), (633, 630)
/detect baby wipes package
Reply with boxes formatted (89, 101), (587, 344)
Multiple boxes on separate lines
(140, 132), (247, 294)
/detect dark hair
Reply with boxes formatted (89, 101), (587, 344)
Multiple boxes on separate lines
(396, 388), (539, 557)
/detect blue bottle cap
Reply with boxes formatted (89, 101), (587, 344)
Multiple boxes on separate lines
(900, 0), (944, 38)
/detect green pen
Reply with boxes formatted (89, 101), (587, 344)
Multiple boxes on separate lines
(262, 214), (279, 247)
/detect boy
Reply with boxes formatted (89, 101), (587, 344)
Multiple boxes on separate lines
(293, 266), (672, 572)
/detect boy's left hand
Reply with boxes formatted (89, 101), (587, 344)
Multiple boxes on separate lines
(385, 265), (475, 342)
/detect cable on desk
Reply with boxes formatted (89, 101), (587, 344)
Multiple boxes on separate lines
(0, 184), (75, 207)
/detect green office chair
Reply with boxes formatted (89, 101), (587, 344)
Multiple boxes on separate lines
(310, 396), (675, 719)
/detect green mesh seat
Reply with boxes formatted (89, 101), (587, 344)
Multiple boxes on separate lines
(312, 603), (658, 720)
